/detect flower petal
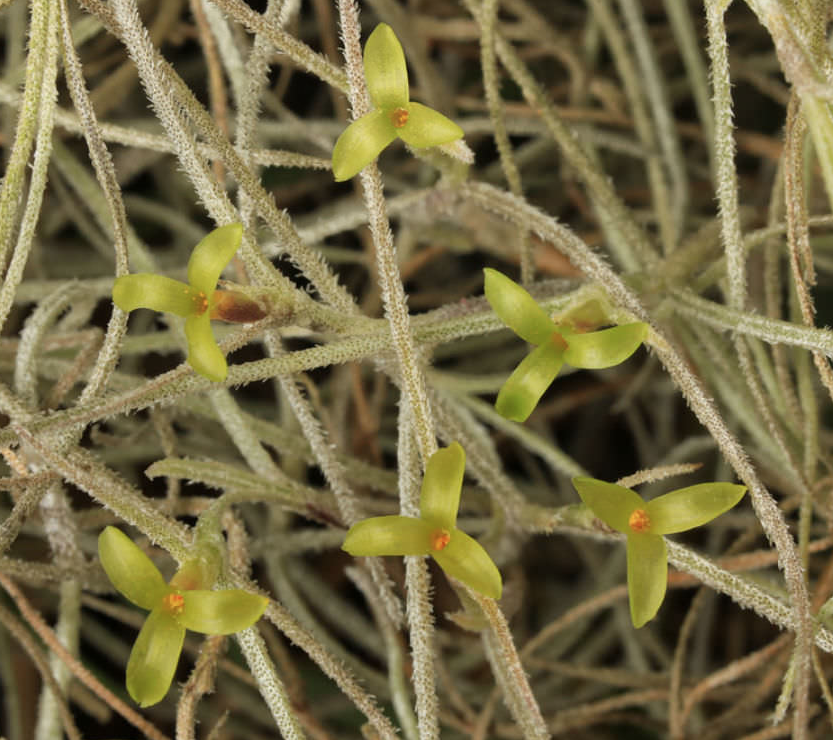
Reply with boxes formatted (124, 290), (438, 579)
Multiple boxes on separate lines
(419, 442), (465, 529)
(363, 23), (409, 111)
(572, 477), (645, 533)
(126, 608), (185, 707)
(187, 223), (243, 296)
(112, 274), (196, 317)
(495, 340), (564, 422)
(432, 529), (502, 599)
(483, 268), (555, 345)
(397, 102), (464, 148)
(179, 590), (269, 635)
(562, 323), (648, 369)
(98, 526), (168, 610)
(332, 110), (397, 181)
(185, 312), (227, 382)
(342, 516), (433, 557)
(646, 483), (746, 535)
(627, 533), (667, 628)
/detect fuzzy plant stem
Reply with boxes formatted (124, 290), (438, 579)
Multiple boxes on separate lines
(396, 397), (440, 740)
(665, 540), (833, 651)
(0, 572), (172, 740)
(233, 0), (284, 228)
(334, 6), (440, 737)
(473, 591), (550, 739)
(463, 0), (657, 272)
(273, 345), (403, 627)
(662, 0), (715, 179)
(258, 598), (400, 740)
(235, 625), (307, 740)
(335, 0), (438, 464)
(33, 577), (81, 740)
(58, 0), (131, 404)
(348, 566), (419, 740)
(618, 0), (688, 247)
(0, 0), (51, 273)
(705, 4), (810, 728)
(208, 0), (347, 93)
(0, 600), (82, 740)
(0, 0), (60, 335)
(670, 288), (833, 355)
(477, 0), (532, 283)
(584, 0), (676, 257)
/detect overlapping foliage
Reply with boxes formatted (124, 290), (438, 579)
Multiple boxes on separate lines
(1, 0), (833, 738)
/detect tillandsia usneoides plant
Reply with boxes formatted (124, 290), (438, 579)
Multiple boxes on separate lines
(3, 0), (833, 737)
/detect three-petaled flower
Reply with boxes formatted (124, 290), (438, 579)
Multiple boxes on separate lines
(572, 477), (746, 627)
(112, 223), (265, 382)
(342, 442), (502, 599)
(331, 23), (464, 182)
(484, 268), (649, 422)
(98, 526), (269, 706)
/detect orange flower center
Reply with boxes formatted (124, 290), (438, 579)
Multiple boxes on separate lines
(390, 107), (409, 128)
(628, 508), (651, 533)
(551, 331), (569, 350)
(161, 592), (185, 616)
(191, 289), (209, 315)
(430, 528), (451, 551)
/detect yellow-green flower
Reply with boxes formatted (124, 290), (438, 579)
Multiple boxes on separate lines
(113, 223), (264, 382)
(573, 477), (746, 627)
(484, 268), (648, 422)
(331, 23), (464, 181)
(342, 442), (502, 599)
(98, 526), (268, 707)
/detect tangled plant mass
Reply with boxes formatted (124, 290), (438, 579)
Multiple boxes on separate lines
(2, 1), (833, 738)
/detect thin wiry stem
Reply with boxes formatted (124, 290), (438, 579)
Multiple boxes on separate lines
(463, 0), (658, 272)
(258, 599), (400, 740)
(662, 0), (716, 179)
(0, 572), (172, 740)
(618, 0), (688, 247)
(477, 0), (531, 282)
(348, 566), (418, 740)
(208, 0), (348, 93)
(0, 0), (59, 334)
(784, 96), (833, 406)
(396, 398), (439, 740)
(335, 0), (438, 464)
(0, 0), (52, 272)
(671, 288), (833, 356)
(472, 590), (549, 740)
(235, 625), (307, 740)
(274, 346), (403, 626)
(585, 0), (676, 257)
(705, 0), (746, 312)
(0, 600), (82, 740)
